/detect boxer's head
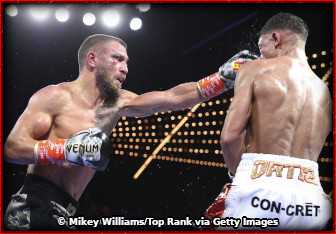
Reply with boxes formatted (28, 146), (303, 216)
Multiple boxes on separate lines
(78, 34), (128, 98)
(258, 13), (309, 59)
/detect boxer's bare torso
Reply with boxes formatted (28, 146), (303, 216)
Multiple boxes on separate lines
(15, 82), (135, 200)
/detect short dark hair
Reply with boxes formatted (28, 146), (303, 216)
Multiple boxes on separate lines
(78, 34), (127, 72)
(260, 13), (309, 40)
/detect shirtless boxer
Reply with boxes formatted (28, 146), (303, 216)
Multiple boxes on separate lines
(203, 13), (332, 230)
(4, 34), (258, 230)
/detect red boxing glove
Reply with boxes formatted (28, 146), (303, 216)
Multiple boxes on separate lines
(197, 72), (228, 99)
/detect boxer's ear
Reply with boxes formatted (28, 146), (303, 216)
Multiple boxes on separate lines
(87, 51), (97, 71)
(272, 32), (281, 49)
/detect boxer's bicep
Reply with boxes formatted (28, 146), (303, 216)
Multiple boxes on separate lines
(120, 91), (171, 117)
(120, 83), (203, 117)
(222, 66), (254, 138)
(220, 64), (254, 174)
(5, 92), (54, 164)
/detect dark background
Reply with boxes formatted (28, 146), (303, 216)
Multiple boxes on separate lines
(3, 3), (333, 231)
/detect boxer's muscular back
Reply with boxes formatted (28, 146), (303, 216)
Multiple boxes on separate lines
(246, 56), (332, 162)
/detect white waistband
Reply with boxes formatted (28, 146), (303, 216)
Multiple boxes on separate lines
(232, 153), (322, 189)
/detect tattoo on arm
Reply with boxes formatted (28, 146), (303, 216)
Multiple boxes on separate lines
(94, 103), (120, 135)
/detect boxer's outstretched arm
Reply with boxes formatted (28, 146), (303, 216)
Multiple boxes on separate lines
(119, 82), (206, 117)
(4, 86), (57, 164)
(220, 62), (256, 174)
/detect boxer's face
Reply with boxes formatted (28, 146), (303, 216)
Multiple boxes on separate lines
(96, 41), (129, 98)
(258, 33), (277, 59)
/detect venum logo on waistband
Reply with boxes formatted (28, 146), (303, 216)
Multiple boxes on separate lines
(250, 160), (317, 185)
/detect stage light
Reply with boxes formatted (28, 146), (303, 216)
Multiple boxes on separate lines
(5, 5), (18, 17)
(137, 3), (150, 12)
(55, 8), (69, 22)
(30, 6), (49, 20)
(83, 13), (95, 26)
(102, 9), (120, 27)
(130, 18), (142, 31)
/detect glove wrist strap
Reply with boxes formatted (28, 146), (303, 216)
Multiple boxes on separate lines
(197, 72), (228, 99)
(34, 139), (67, 165)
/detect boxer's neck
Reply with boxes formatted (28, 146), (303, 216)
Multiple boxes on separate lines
(73, 73), (106, 109)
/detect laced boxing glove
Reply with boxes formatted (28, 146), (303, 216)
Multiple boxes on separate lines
(197, 50), (260, 99)
(34, 128), (110, 171)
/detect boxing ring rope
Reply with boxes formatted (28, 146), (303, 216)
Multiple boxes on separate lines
(133, 103), (201, 179)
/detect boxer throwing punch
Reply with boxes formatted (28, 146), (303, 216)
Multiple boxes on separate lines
(203, 13), (332, 231)
(4, 34), (258, 230)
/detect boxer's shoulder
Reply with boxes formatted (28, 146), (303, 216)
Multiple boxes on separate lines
(117, 89), (139, 107)
(28, 84), (73, 112)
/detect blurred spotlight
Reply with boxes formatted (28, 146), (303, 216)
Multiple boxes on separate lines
(55, 8), (69, 22)
(5, 5), (18, 17)
(83, 13), (96, 26)
(130, 18), (142, 31)
(137, 3), (150, 12)
(30, 6), (49, 20)
(102, 9), (120, 27)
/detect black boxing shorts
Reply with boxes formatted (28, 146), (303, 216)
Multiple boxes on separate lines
(4, 174), (79, 231)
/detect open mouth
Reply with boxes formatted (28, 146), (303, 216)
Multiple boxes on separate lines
(116, 77), (125, 85)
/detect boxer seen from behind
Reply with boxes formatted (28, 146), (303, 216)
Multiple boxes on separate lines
(202, 13), (332, 231)
(4, 34), (258, 230)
